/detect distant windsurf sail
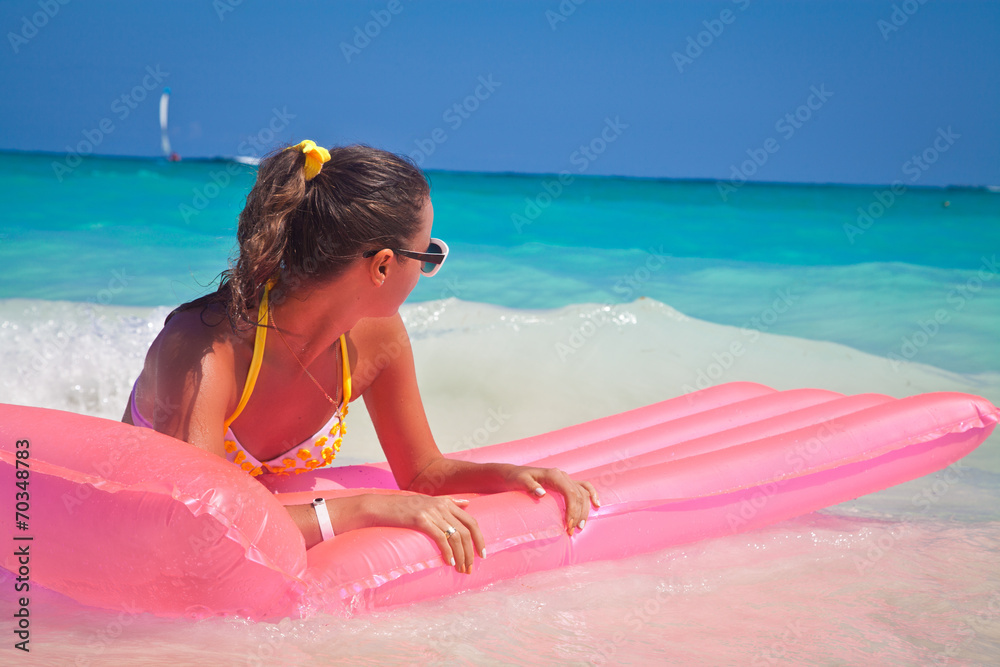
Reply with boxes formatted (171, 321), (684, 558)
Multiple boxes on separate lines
(159, 88), (172, 158)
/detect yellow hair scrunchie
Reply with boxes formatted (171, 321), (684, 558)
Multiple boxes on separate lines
(286, 140), (331, 181)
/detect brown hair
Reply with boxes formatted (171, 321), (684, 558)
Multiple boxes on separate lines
(181, 144), (429, 328)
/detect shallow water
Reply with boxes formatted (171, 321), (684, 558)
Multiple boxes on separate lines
(3, 508), (1000, 666)
(2, 153), (999, 664)
(2, 297), (998, 666)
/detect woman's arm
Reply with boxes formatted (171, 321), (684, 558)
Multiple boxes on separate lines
(358, 314), (600, 547)
(296, 490), (484, 572)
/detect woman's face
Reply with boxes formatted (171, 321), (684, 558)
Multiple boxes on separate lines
(381, 196), (434, 310)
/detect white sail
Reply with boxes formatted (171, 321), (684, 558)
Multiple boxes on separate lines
(159, 88), (171, 157)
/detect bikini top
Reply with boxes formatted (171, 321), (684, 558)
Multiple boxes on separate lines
(130, 282), (351, 478)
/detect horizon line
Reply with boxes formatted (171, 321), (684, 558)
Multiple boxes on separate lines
(1, 147), (997, 194)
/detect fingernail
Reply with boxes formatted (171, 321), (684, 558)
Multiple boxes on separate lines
(450, 557), (456, 567)
(480, 548), (486, 559)
(534, 487), (546, 496)
(578, 519), (586, 530)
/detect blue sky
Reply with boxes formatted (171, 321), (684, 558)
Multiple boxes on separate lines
(2, 0), (997, 186)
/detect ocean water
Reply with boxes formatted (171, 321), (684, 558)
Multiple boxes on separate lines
(1, 151), (999, 665)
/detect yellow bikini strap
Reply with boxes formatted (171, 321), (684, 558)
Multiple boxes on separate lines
(224, 282), (271, 430)
(339, 334), (352, 406)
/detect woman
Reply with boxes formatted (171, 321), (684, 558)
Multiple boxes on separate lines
(123, 141), (599, 574)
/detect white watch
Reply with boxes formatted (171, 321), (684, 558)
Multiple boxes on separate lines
(312, 497), (335, 541)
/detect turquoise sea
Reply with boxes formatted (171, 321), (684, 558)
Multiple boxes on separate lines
(2, 151), (999, 665)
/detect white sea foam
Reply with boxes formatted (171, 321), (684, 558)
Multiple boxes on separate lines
(4, 296), (998, 471)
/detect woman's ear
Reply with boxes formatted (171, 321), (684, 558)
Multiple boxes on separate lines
(368, 249), (393, 285)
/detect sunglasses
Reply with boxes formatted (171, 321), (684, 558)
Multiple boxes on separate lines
(362, 238), (449, 277)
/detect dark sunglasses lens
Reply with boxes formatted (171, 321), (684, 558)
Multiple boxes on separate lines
(421, 241), (444, 273)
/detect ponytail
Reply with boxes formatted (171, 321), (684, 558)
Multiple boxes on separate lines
(223, 148), (306, 327)
(185, 143), (429, 329)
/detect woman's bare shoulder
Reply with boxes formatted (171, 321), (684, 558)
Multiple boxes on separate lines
(346, 313), (413, 394)
(130, 303), (246, 441)
(349, 312), (410, 353)
(144, 305), (245, 387)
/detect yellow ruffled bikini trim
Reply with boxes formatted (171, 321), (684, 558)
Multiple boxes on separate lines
(224, 280), (351, 476)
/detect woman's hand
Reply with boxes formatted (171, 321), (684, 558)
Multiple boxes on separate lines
(405, 458), (601, 539)
(359, 493), (486, 575)
(502, 466), (601, 537)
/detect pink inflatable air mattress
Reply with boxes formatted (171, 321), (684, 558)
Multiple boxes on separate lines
(1, 382), (996, 619)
